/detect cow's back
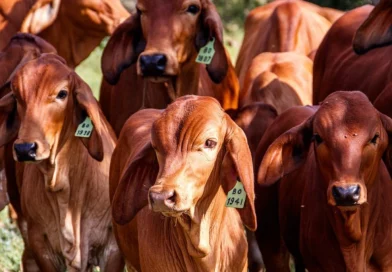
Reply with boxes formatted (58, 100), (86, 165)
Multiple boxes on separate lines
(236, 0), (332, 87)
(313, 5), (392, 104)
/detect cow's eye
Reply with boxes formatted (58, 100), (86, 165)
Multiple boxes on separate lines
(56, 90), (68, 100)
(370, 133), (379, 145)
(187, 5), (200, 14)
(313, 134), (323, 145)
(204, 139), (217, 149)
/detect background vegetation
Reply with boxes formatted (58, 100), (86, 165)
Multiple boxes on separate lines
(0, 0), (373, 271)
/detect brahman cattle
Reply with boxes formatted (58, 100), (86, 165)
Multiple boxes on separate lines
(239, 52), (313, 110)
(258, 91), (392, 271)
(0, 0), (129, 67)
(235, 0), (343, 87)
(0, 33), (57, 214)
(110, 95), (256, 271)
(100, 0), (239, 135)
(0, 54), (123, 271)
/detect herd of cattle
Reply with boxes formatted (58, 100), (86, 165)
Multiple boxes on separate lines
(0, 0), (391, 271)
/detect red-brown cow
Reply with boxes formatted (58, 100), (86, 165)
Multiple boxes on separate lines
(0, 0), (129, 67)
(239, 52), (313, 110)
(235, 0), (343, 88)
(0, 33), (57, 213)
(110, 95), (256, 271)
(100, 0), (239, 135)
(258, 91), (392, 271)
(0, 54), (122, 271)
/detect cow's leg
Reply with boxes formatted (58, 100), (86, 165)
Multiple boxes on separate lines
(246, 230), (265, 271)
(101, 234), (125, 272)
(27, 224), (59, 272)
(255, 185), (290, 272)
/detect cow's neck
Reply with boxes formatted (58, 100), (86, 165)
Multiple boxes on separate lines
(146, 162), (245, 271)
(327, 171), (382, 271)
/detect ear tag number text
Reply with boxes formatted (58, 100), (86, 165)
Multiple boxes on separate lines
(196, 38), (215, 65)
(226, 180), (246, 209)
(75, 117), (93, 138)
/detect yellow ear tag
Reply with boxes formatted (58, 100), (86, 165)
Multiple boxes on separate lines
(196, 38), (215, 65)
(75, 117), (93, 138)
(226, 180), (246, 209)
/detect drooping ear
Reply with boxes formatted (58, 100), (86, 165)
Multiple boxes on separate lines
(220, 115), (256, 231)
(379, 112), (392, 171)
(0, 91), (19, 147)
(20, 0), (61, 34)
(112, 143), (159, 225)
(257, 117), (313, 186)
(196, 1), (228, 83)
(71, 73), (104, 161)
(353, 1), (392, 54)
(101, 14), (145, 85)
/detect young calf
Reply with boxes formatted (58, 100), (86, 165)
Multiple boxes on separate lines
(110, 95), (257, 271)
(258, 91), (392, 271)
(0, 54), (123, 271)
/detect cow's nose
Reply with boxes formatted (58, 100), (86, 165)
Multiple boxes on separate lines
(139, 54), (167, 76)
(149, 190), (176, 212)
(14, 142), (37, 162)
(332, 185), (361, 206)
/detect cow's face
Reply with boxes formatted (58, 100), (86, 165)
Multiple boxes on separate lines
(312, 92), (388, 208)
(101, 0), (228, 85)
(258, 91), (392, 211)
(0, 54), (104, 164)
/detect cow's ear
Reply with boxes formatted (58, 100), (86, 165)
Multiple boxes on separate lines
(257, 117), (313, 186)
(112, 142), (158, 225)
(353, 1), (392, 54)
(196, 2), (228, 83)
(71, 73), (105, 161)
(0, 90), (19, 147)
(20, 0), (61, 34)
(221, 115), (256, 231)
(101, 14), (145, 85)
(379, 112), (392, 170)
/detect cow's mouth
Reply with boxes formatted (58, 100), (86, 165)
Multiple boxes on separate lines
(144, 75), (173, 83)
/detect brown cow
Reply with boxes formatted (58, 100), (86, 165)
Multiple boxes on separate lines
(0, 0), (129, 67)
(100, 0), (239, 135)
(109, 95), (256, 271)
(235, 0), (343, 88)
(0, 54), (123, 271)
(0, 33), (57, 213)
(258, 91), (392, 271)
(239, 52), (313, 110)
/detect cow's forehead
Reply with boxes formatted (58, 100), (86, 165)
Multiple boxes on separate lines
(315, 92), (379, 133)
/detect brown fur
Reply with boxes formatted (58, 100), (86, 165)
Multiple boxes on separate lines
(0, 54), (123, 271)
(110, 96), (256, 271)
(0, 0), (129, 67)
(235, 0), (342, 88)
(258, 91), (392, 271)
(240, 52), (313, 111)
(100, 0), (239, 135)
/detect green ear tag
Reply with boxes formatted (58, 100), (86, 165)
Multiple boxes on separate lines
(226, 180), (246, 209)
(196, 38), (215, 65)
(75, 117), (93, 138)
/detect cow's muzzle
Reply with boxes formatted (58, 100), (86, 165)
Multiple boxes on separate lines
(139, 54), (167, 77)
(332, 185), (361, 206)
(14, 142), (37, 162)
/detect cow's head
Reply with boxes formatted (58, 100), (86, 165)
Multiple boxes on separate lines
(112, 96), (256, 236)
(21, 0), (129, 67)
(102, 0), (228, 85)
(353, 0), (392, 54)
(0, 54), (105, 164)
(258, 91), (392, 210)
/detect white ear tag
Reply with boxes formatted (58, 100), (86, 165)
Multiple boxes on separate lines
(75, 117), (93, 138)
(226, 180), (246, 209)
(196, 38), (215, 65)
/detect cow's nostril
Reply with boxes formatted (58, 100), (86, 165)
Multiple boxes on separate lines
(165, 190), (176, 206)
(156, 55), (167, 70)
(14, 142), (38, 161)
